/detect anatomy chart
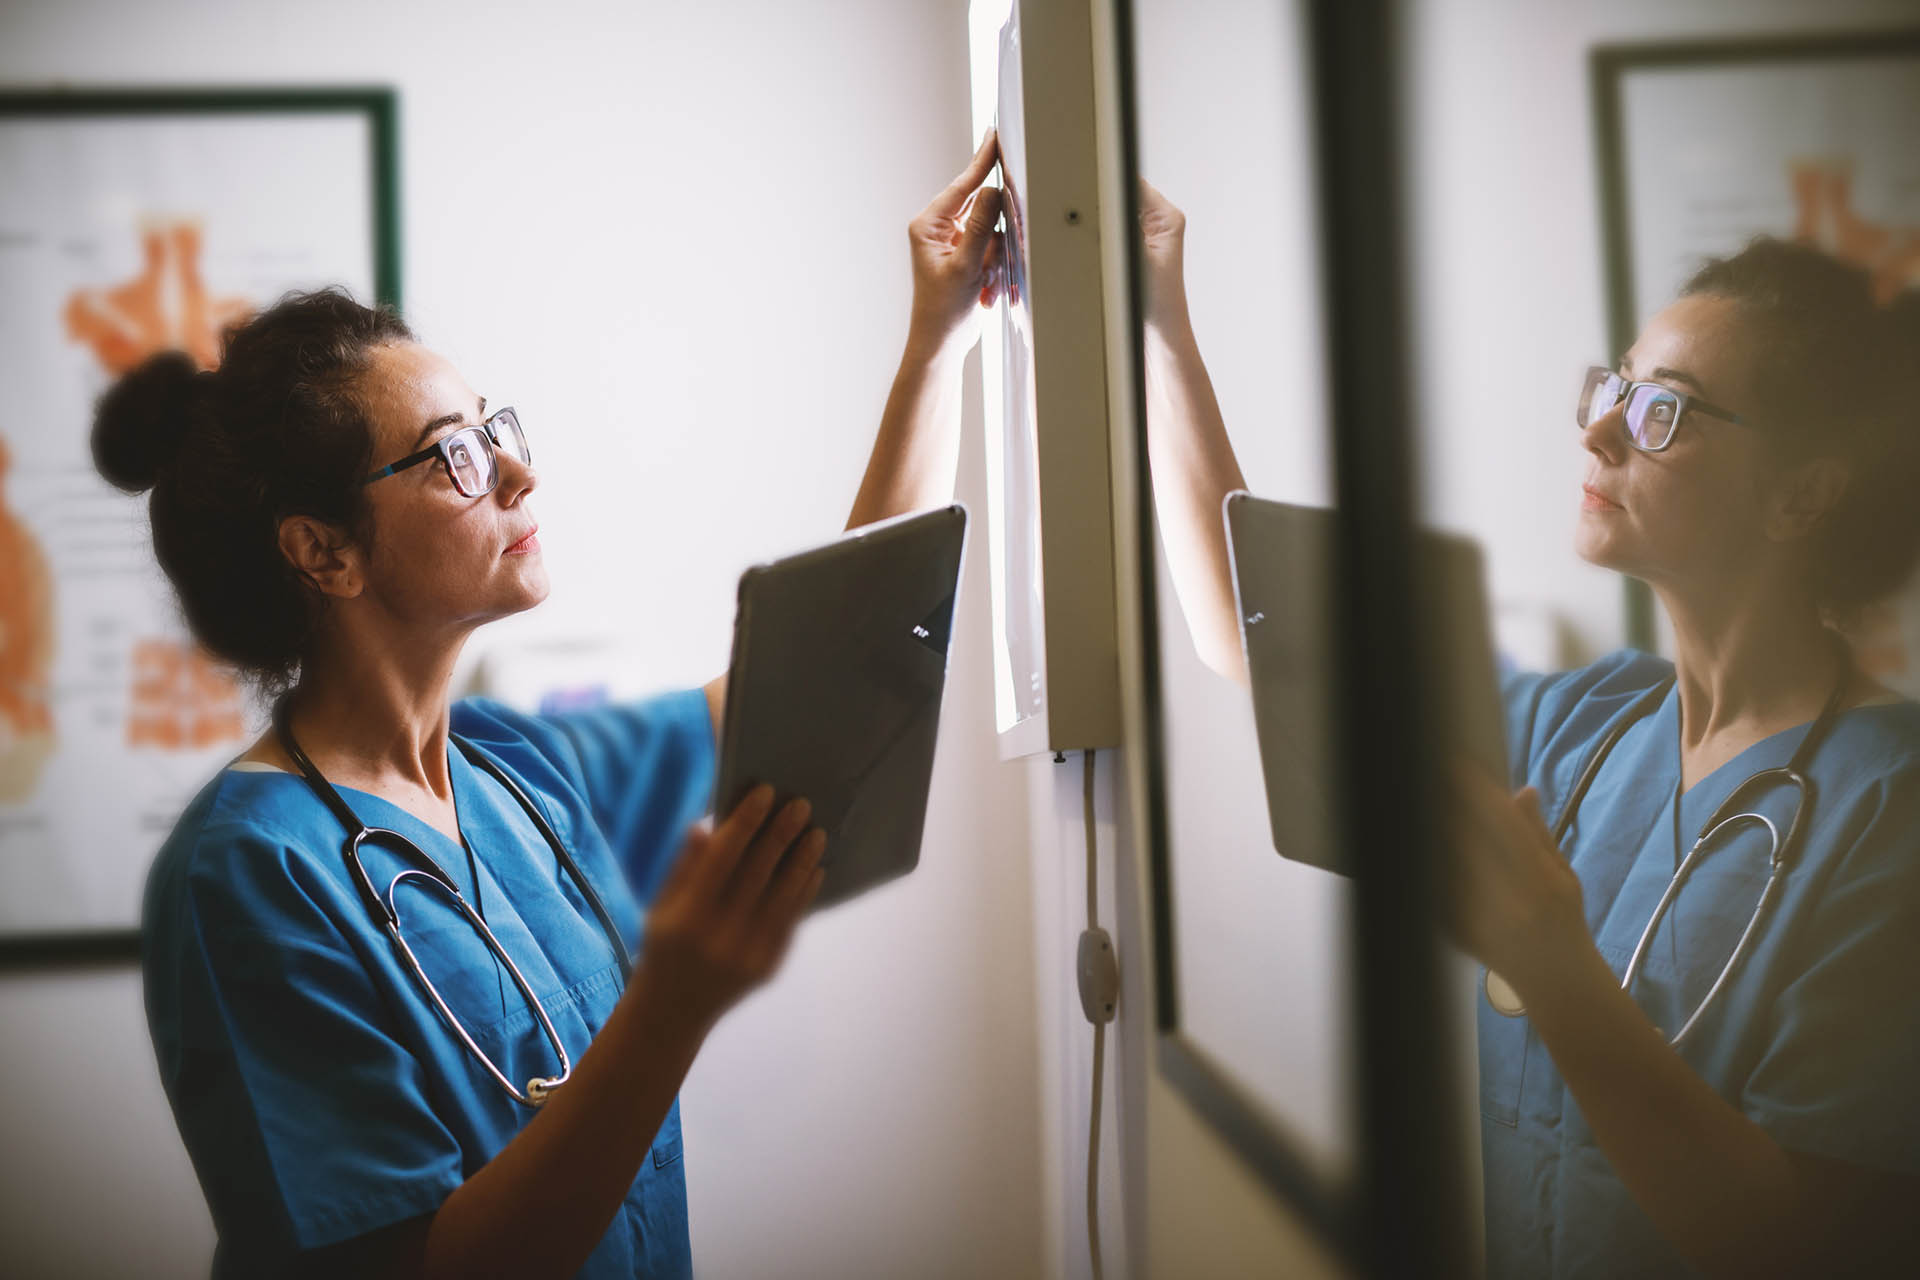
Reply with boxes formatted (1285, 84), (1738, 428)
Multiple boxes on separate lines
(0, 104), (380, 936)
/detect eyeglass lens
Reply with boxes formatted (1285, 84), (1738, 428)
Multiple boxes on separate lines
(442, 411), (532, 498)
(1577, 369), (1681, 450)
(443, 427), (498, 497)
(491, 408), (531, 467)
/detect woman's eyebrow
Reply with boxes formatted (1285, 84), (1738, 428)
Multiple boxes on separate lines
(409, 396), (487, 451)
(1617, 356), (1708, 396)
(1648, 365), (1706, 394)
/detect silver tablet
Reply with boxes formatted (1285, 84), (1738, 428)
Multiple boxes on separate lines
(715, 505), (968, 910)
(1223, 493), (1506, 873)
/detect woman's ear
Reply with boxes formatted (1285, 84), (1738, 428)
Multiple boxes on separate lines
(1766, 456), (1850, 543)
(277, 514), (365, 598)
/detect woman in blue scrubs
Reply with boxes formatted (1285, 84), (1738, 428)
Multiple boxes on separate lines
(1139, 179), (1920, 1276)
(99, 137), (1006, 1278)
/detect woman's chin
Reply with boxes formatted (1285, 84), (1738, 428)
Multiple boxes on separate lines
(505, 563), (552, 612)
(1573, 518), (1624, 570)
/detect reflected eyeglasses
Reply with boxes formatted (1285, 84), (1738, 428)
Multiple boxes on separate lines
(1576, 367), (1745, 453)
(363, 406), (531, 497)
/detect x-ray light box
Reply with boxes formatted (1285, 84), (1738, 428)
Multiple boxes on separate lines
(969, 0), (1121, 757)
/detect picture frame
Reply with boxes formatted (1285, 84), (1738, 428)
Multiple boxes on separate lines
(1591, 29), (1920, 654)
(0, 87), (400, 966)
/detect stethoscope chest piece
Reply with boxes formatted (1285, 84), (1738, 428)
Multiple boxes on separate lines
(1484, 968), (1527, 1017)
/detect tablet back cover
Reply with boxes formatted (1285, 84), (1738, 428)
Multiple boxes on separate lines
(717, 505), (967, 909)
(1225, 494), (1505, 874)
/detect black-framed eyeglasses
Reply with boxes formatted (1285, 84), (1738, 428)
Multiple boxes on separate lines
(1577, 366), (1746, 453)
(362, 406), (531, 497)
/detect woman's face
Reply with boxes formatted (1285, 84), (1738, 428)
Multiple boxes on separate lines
(1574, 293), (1786, 600)
(351, 341), (548, 630)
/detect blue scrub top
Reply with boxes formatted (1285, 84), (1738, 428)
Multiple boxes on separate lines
(143, 690), (715, 1278)
(1482, 650), (1920, 1278)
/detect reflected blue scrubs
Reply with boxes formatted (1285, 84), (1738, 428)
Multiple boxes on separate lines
(1482, 651), (1920, 1278)
(143, 690), (714, 1278)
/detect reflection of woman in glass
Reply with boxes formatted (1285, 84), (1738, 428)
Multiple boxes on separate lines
(1143, 180), (1920, 1276)
(112, 138), (1004, 1277)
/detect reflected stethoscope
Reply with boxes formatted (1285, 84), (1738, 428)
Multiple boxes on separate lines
(1483, 654), (1851, 1047)
(275, 700), (631, 1108)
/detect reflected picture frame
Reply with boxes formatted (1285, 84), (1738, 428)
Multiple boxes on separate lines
(1591, 27), (1920, 653)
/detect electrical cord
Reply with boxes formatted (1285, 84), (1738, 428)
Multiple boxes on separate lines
(1083, 748), (1106, 1280)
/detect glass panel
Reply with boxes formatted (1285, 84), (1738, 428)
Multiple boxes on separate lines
(493, 408), (531, 464)
(1407, 10), (1920, 1275)
(1132, 0), (1355, 1187)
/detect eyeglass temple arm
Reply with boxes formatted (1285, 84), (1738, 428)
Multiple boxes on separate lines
(361, 444), (443, 486)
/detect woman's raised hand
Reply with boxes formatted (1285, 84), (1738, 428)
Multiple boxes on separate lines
(906, 130), (1005, 356)
(1139, 178), (1191, 337)
(634, 785), (827, 1034)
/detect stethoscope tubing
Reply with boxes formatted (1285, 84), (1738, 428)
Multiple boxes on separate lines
(272, 698), (630, 1107)
(1485, 653), (1848, 1044)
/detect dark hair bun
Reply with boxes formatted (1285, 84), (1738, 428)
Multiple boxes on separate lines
(92, 349), (203, 494)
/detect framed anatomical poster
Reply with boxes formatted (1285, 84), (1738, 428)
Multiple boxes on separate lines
(0, 89), (398, 962)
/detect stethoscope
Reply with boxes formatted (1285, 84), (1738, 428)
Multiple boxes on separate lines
(275, 700), (631, 1108)
(1483, 651), (1852, 1047)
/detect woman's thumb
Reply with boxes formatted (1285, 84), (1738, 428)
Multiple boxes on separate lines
(963, 185), (1005, 243)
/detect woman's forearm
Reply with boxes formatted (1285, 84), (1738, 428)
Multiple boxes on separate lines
(1143, 317), (1247, 681)
(846, 331), (968, 531)
(419, 973), (710, 1279)
(1522, 943), (1809, 1278)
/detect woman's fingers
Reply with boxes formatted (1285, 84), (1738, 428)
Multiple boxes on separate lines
(756, 829), (828, 931)
(726, 797), (813, 911)
(925, 129), (1000, 221)
(697, 785), (775, 895)
(656, 821), (713, 903)
(963, 184), (1005, 243)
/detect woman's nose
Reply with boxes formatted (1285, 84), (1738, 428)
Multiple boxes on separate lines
(498, 451), (537, 500)
(1580, 401), (1630, 464)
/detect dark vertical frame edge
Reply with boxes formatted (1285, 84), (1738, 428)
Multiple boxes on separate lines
(1306, 0), (1470, 1274)
(0, 85), (401, 971)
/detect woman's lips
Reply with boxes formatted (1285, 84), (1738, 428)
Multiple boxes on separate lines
(504, 527), (541, 555)
(1581, 485), (1623, 512)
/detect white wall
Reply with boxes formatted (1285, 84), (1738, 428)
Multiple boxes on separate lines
(0, 3), (1046, 1277)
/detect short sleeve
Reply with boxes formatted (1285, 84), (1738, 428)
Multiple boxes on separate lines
(145, 825), (463, 1256)
(1500, 662), (1556, 789)
(451, 689), (716, 905)
(1741, 765), (1920, 1173)
(1499, 649), (1672, 794)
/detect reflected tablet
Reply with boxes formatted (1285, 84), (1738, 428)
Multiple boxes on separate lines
(1224, 493), (1506, 873)
(715, 505), (968, 910)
